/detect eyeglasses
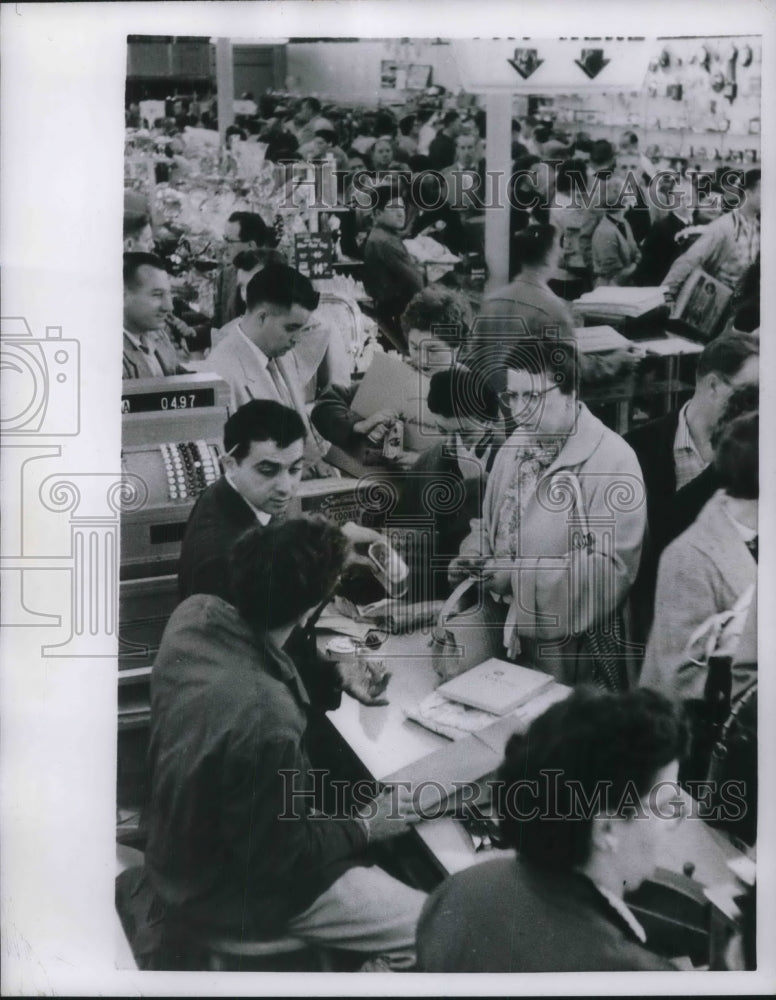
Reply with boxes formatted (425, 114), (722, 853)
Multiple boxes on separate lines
(498, 383), (562, 409)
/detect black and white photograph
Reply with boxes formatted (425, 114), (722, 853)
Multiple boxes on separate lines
(1, 2), (775, 995)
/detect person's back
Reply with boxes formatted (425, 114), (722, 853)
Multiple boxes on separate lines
(418, 856), (672, 972)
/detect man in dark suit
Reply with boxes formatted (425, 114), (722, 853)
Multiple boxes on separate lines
(625, 332), (759, 647)
(177, 399), (384, 707)
(417, 687), (686, 971)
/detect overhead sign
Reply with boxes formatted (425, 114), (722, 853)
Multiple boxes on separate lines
(459, 37), (654, 91)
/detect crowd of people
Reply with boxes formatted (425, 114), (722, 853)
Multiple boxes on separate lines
(119, 88), (760, 973)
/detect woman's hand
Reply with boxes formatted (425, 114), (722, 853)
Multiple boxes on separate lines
(353, 409), (398, 439)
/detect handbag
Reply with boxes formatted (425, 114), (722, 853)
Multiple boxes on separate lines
(429, 577), (507, 682)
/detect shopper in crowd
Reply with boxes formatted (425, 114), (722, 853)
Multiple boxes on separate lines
(392, 365), (505, 600)
(417, 688), (686, 971)
(362, 185), (424, 346)
(123, 212), (155, 253)
(641, 411), (758, 704)
(632, 172), (695, 286)
(591, 174), (641, 286)
(662, 168), (760, 303)
(625, 332), (759, 650)
(468, 225), (576, 375)
(312, 286), (470, 460)
(450, 338), (646, 687)
(428, 110), (460, 170)
(213, 211), (277, 329)
(122, 252), (190, 378)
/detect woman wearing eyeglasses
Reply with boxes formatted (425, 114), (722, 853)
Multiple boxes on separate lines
(450, 338), (646, 688)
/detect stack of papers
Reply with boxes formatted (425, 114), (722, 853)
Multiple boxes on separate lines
(437, 658), (554, 716)
(574, 286), (667, 319)
(406, 692), (500, 741)
(574, 325), (639, 353)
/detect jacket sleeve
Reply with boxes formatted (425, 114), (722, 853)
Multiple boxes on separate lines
(640, 541), (720, 702)
(310, 383), (361, 448)
(222, 728), (368, 897)
(509, 460), (646, 642)
(662, 219), (726, 297)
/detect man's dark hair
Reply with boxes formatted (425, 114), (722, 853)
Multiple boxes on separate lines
(502, 336), (579, 397)
(556, 158), (588, 195)
(123, 212), (151, 241)
(590, 139), (616, 170)
(123, 252), (168, 289)
(227, 211), (273, 247)
(442, 110), (460, 128)
(229, 516), (348, 630)
(512, 224), (557, 272)
(715, 411), (758, 500)
(314, 127), (337, 145)
(400, 286), (471, 340)
(427, 365), (500, 421)
(710, 383), (759, 450)
(301, 96), (322, 115)
(696, 331), (759, 380)
(497, 687), (689, 870)
(373, 183), (403, 213)
(742, 168), (761, 190)
(533, 123), (552, 145)
(731, 297), (760, 334)
(245, 262), (320, 313)
(223, 399), (307, 462)
(232, 249), (263, 272)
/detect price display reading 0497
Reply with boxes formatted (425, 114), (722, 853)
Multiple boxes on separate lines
(121, 388), (216, 414)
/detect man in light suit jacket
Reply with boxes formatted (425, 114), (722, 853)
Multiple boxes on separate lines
(205, 261), (331, 472)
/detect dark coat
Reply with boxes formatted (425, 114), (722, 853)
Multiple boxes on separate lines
(177, 476), (342, 709)
(417, 855), (674, 972)
(145, 595), (367, 939)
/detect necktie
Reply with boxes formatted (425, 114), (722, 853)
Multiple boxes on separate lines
(266, 358), (294, 408)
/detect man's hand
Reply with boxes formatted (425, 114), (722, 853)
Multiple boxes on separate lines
(336, 657), (392, 706)
(353, 409), (398, 440)
(357, 785), (422, 842)
(341, 522), (384, 571)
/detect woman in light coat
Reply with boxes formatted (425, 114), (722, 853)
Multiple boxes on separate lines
(451, 338), (646, 687)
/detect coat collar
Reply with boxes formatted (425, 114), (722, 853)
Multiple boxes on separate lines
(504, 403), (607, 480)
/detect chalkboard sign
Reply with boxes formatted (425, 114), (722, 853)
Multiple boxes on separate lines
(295, 233), (335, 279)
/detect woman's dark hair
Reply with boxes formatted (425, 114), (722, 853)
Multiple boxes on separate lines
(427, 365), (500, 421)
(714, 411), (758, 500)
(229, 516), (348, 630)
(400, 286), (471, 340)
(502, 336), (579, 397)
(512, 224), (557, 272)
(496, 687), (689, 870)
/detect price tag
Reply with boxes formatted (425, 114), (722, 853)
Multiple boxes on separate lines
(295, 234), (335, 279)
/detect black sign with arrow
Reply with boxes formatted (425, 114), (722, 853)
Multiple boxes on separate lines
(576, 48), (610, 79)
(508, 47), (543, 80)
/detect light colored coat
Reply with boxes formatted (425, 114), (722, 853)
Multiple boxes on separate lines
(640, 490), (757, 702)
(460, 404), (646, 685)
(204, 327), (326, 464)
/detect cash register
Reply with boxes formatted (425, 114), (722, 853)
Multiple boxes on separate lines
(120, 373), (231, 579)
